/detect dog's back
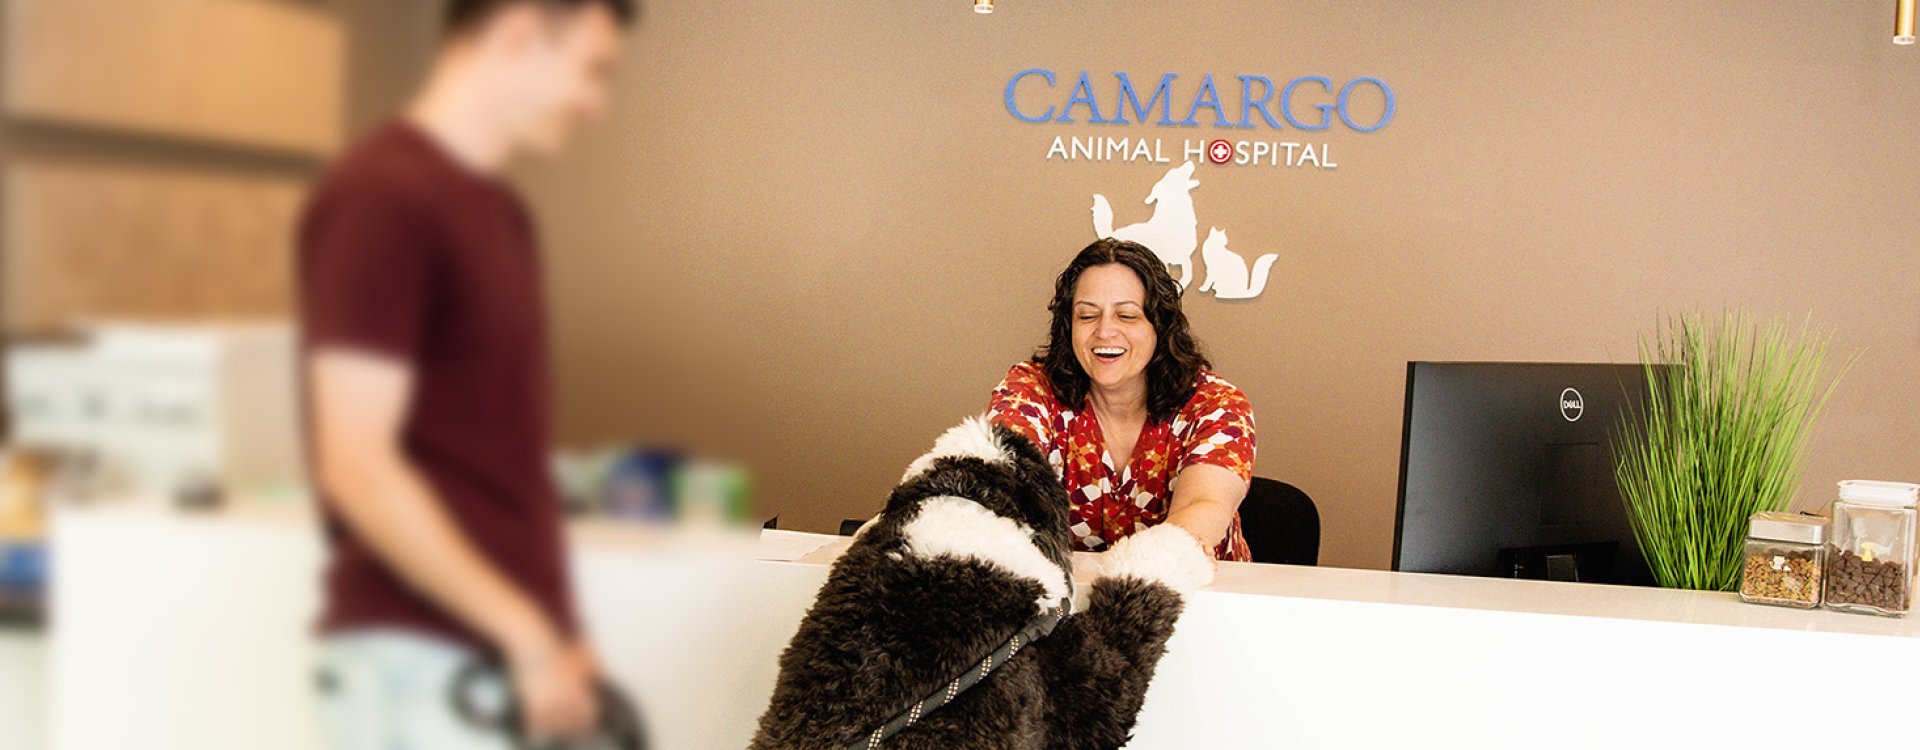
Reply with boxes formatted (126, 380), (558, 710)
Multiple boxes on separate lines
(751, 418), (1073, 749)
(751, 417), (1211, 750)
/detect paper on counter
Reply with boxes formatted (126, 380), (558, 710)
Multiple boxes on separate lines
(755, 528), (841, 562)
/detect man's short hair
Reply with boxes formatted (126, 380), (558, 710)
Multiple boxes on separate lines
(445, 0), (638, 35)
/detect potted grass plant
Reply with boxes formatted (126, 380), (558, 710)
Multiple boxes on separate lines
(1610, 310), (1849, 591)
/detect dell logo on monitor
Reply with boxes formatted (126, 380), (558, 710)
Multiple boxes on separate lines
(1560, 388), (1585, 422)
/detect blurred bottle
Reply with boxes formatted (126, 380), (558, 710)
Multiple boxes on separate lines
(601, 448), (684, 522)
(671, 460), (751, 527)
(0, 452), (47, 542)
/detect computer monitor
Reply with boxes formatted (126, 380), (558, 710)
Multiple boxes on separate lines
(1392, 362), (1663, 586)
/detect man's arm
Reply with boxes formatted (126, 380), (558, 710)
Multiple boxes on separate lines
(308, 347), (597, 739)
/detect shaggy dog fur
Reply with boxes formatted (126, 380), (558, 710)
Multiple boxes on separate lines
(750, 417), (1213, 750)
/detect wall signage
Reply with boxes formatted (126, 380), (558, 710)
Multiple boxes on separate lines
(1006, 69), (1394, 169)
(1010, 68), (1397, 301)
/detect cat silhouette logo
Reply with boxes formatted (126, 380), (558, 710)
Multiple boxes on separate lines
(1089, 161), (1278, 300)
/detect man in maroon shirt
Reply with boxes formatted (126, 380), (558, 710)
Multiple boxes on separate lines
(299, 1), (632, 746)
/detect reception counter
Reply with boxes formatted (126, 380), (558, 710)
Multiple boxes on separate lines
(46, 504), (1920, 749)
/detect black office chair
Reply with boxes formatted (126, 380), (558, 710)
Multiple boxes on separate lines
(1239, 477), (1320, 565)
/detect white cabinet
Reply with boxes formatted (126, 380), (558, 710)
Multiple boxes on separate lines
(3, 346), (104, 452)
(0, 630), (46, 750)
(5, 323), (303, 500)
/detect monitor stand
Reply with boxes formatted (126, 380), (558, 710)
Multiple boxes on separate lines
(1544, 553), (1580, 582)
(1498, 542), (1620, 584)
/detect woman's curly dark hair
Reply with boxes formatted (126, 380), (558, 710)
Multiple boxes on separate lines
(1033, 238), (1211, 423)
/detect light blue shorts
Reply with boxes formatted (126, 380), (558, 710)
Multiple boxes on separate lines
(315, 629), (516, 750)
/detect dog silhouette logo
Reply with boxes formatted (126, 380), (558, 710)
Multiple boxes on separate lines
(1091, 161), (1203, 289)
(1089, 162), (1278, 300)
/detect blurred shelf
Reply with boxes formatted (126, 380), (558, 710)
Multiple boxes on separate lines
(3, 0), (345, 157)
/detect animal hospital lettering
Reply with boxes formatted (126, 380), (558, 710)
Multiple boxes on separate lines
(1044, 136), (1336, 169)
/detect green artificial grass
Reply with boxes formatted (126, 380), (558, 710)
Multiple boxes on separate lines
(1611, 311), (1849, 590)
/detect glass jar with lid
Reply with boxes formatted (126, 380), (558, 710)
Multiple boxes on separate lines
(1740, 512), (1825, 608)
(1823, 480), (1919, 617)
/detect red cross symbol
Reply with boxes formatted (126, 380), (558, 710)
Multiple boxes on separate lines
(1206, 139), (1233, 165)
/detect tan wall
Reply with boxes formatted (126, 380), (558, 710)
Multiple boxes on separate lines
(339, 0), (439, 135)
(381, 0), (1919, 570)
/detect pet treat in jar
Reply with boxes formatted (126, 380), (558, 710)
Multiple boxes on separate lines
(1823, 480), (1918, 617)
(1740, 512), (1824, 608)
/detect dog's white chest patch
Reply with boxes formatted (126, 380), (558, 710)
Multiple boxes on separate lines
(900, 496), (1070, 612)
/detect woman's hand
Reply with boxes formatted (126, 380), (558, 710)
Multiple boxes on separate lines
(1175, 523), (1221, 576)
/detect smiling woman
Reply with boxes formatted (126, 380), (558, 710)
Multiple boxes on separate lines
(987, 238), (1258, 562)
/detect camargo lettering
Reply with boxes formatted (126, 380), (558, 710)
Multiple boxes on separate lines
(1005, 69), (1396, 132)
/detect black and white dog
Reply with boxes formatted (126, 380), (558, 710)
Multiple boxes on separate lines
(751, 417), (1213, 749)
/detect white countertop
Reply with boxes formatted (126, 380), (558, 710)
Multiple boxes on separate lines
(68, 501), (1920, 639)
(1200, 556), (1920, 639)
(772, 523), (1920, 640)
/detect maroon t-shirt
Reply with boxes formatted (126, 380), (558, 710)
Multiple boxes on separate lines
(297, 121), (576, 648)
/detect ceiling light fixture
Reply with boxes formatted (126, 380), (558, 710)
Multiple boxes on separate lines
(974, 0), (995, 14)
(1899, 0), (1915, 45)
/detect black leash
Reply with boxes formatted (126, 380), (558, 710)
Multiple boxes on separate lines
(846, 599), (1070, 750)
(450, 658), (649, 750)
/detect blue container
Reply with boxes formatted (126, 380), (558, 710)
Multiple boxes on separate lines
(0, 542), (48, 592)
(600, 449), (684, 522)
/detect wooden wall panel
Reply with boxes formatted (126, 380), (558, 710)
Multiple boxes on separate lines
(3, 164), (303, 332)
(3, 0), (344, 156)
